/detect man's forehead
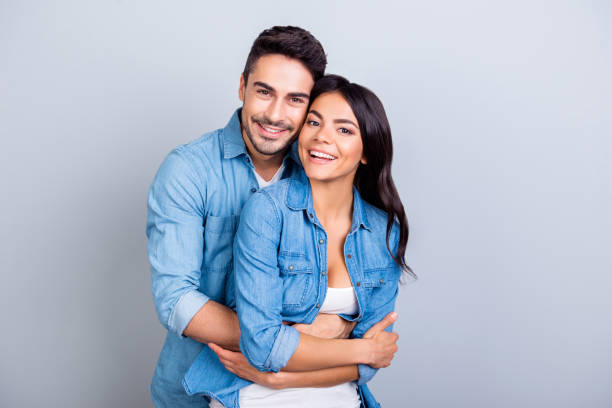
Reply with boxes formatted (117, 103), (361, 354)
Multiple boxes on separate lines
(247, 54), (314, 94)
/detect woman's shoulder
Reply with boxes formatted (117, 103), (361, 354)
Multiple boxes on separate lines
(361, 201), (400, 238)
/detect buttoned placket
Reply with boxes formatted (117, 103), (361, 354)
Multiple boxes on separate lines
(243, 155), (259, 195)
(343, 231), (364, 320)
(306, 210), (328, 313)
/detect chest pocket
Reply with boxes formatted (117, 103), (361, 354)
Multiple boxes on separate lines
(278, 255), (313, 308)
(361, 265), (397, 308)
(203, 214), (239, 272)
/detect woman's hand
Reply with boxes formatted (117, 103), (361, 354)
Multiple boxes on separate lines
(361, 312), (399, 368)
(208, 343), (287, 390)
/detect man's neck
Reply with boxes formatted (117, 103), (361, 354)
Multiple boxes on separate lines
(241, 131), (286, 182)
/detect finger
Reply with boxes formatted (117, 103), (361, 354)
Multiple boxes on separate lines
(209, 343), (233, 360)
(368, 312), (398, 333)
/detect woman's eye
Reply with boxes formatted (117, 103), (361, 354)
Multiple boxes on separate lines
(307, 120), (319, 126)
(339, 127), (352, 134)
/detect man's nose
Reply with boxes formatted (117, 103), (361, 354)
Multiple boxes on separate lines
(265, 98), (286, 125)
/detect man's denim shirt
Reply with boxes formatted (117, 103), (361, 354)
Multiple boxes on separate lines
(183, 170), (402, 408)
(146, 109), (302, 407)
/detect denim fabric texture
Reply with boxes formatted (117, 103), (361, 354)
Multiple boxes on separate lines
(146, 109), (302, 407)
(183, 169), (402, 408)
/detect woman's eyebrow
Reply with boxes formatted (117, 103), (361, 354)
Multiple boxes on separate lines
(309, 109), (357, 128)
(333, 118), (358, 127)
(309, 109), (323, 119)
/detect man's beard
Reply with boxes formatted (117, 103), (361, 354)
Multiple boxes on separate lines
(243, 113), (297, 156)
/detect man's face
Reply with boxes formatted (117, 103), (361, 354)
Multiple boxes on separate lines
(239, 54), (315, 157)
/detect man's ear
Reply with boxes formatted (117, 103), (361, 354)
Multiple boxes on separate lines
(238, 74), (245, 102)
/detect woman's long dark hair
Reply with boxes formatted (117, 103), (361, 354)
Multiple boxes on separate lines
(308, 74), (414, 277)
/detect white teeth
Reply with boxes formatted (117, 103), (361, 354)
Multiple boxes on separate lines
(310, 150), (336, 160)
(262, 126), (283, 133)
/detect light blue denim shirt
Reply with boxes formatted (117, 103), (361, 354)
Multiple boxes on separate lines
(146, 109), (302, 407)
(183, 170), (402, 408)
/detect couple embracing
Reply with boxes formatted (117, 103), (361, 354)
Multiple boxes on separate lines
(147, 25), (413, 408)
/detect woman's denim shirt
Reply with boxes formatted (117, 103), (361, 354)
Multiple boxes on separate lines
(184, 170), (402, 408)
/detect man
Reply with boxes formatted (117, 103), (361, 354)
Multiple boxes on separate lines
(147, 26), (398, 407)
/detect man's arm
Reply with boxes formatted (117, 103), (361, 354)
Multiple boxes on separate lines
(148, 149), (239, 350)
(183, 301), (241, 351)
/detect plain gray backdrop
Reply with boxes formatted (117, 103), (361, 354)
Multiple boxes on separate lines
(1, 1), (611, 407)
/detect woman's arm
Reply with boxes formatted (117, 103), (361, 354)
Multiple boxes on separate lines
(209, 343), (359, 389)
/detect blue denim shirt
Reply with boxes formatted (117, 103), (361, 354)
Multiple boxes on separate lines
(146, 109), (302, 407)
(183, 170), (402, 408)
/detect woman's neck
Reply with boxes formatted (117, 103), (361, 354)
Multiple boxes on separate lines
(310, 178), (354, 227)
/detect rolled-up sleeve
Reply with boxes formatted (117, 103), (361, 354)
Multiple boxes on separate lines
(234, 191), (300, 372)
(353, 284), (399, 385)
(146, 148), (209, 336)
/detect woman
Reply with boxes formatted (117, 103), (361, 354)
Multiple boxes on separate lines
(184, 74), (412, 408)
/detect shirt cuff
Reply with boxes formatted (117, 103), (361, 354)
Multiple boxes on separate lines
(357, 363), (378, 385)
(264, 324), (300, 372)
(168, 290), (210, 337)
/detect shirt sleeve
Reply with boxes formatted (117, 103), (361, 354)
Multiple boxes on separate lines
(146, 148), (209, 336)
(234, 191), (301, 372)
(351, 224), (402, 385)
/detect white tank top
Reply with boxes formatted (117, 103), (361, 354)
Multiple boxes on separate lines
(210, 287), (361, 408)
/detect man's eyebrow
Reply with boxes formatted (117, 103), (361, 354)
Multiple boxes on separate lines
(308, 110), (358, 128)
(253, 81), (274, 91)
(288, 92), (310, 99)
(253, 81), (309, 99)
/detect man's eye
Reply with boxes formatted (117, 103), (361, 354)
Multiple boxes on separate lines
(290, 97), (304, 104)
(257, 89), (270, 95)
(307, 120), (320, 126)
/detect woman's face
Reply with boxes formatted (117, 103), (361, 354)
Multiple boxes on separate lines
(298, 92), (366, 185)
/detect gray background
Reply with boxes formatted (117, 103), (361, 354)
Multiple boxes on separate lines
(1, 1), (611, 407)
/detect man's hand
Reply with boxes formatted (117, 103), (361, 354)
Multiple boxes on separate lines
(292, 313), (356, 339)
(209, 343), (286, 389)
(362, 312), (399, 368)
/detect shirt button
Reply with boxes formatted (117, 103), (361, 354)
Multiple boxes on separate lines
(250, 187), (257, 193)
(288, 265), (294, 271)
(316, 303), (321, 308)
(347, 254), (352, 259)
(319, 239), (324, 244)
(356, 282), (361, 287)
(309, 213), (314, 218)
(379, 278), (384, 283)
(321, 271), (326, 276)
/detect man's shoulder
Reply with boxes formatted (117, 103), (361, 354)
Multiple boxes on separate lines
(173, 127), (223, 165)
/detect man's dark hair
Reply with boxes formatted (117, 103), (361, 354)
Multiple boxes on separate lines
(243, 26), (327, 84)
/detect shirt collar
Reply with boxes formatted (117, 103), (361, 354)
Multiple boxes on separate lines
(286, 172), (371, 232)
(222, 108), (248, 159)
